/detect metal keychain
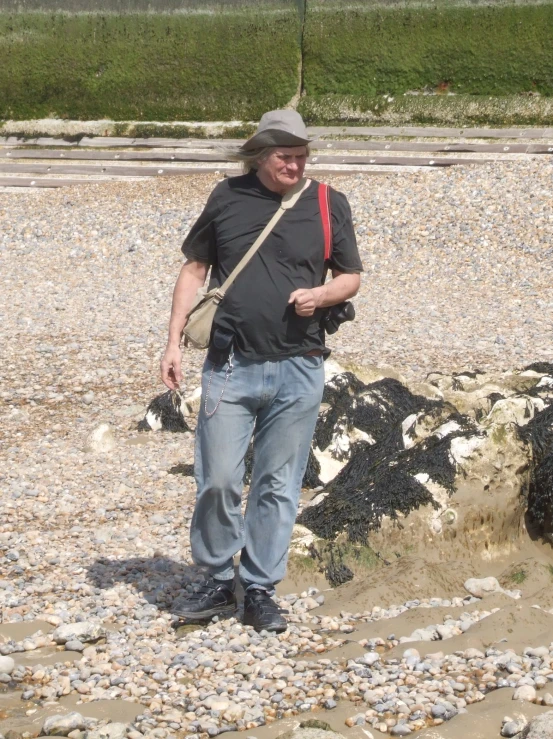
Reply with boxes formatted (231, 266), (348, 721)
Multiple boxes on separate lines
(204, 350), (234, 418)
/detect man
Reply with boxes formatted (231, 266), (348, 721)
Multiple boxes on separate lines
(161, 110), (362, 633)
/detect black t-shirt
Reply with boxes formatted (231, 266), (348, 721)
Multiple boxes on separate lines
(181, 172), (363, 360)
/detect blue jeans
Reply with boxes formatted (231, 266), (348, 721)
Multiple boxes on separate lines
(190, 351), (325, 592)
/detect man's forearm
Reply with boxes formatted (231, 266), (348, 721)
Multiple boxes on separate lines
(313, 272), (360, 309)
(167, 260), (209, 346)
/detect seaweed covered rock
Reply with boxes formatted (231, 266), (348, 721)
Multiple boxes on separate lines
(138, 389), (193, 432)
(299, 364), (539, 560)
(427, 369), (544, 422)
(312, 368), (440, 482)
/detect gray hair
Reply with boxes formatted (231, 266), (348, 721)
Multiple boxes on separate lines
(225, 145), (310, 174)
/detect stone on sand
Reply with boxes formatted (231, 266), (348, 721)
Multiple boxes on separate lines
(513, 686), (537, 703)
(84, 424), (116, 453)
(41, 712), (88, 736)
(0, 655), (15, 674)
(51, 622), (105, 645)
(501, 716), (528, 737)
(464, 577), (504, 598)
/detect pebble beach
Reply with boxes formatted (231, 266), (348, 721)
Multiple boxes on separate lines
(2, 156), (553, 737)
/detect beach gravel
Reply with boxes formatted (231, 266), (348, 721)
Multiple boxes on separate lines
(1, 157), (553, 735)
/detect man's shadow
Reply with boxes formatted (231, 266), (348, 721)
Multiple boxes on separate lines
(87, 557), (244, 623)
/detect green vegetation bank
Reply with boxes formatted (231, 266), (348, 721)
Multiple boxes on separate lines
(1, 0), (553, 126)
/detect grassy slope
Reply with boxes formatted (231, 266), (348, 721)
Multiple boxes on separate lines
(303, 4), (553, 98)
(2, 2), (553, 123)
(0, 0), (297, 9)
(0, 10), (301, 120)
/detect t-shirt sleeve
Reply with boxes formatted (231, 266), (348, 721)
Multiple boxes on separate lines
(328, 189), (364, 274)
(181, 184), (225, 265)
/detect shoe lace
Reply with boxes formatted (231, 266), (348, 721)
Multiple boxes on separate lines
(248, 590), (285, 616)
(186, 580), (228, 602)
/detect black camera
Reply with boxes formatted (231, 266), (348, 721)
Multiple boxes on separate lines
(323, 301), (356, 335)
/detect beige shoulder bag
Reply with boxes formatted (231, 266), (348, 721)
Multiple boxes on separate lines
(182, 177), (311, 350)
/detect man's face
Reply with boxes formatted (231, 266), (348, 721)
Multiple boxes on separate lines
(256, 146), (308, 193)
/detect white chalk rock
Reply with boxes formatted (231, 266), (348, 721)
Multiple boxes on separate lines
(52, 621), (105, 645)
(449, 434), (485, 464)
(85, 423), (116, 453)
(324, 359), (347, 382)
(464, 577), (503, 598)
(42, 712), (88, 735)
(289, 524), (322, 555)
(486, 396), (539, 427)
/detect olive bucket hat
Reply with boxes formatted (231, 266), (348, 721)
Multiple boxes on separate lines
(239, 109), (312, 151)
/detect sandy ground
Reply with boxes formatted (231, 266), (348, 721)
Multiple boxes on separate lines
(2, 537), (553, 737)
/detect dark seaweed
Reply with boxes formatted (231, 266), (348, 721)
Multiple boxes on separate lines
(168, 463), (195, 477)
(299, 426), (476, 543)
(302, 449), (323, 490)
(137, 390), (191, 433)
(454, 370), (484, 379)
(487, 392), (506, 408)
(524, 362), (553, 375)
(315, 375), (439, 455)
(519, 403), (553, 529)
(325, 545), (354, 587)
(307, 542), (354, 587)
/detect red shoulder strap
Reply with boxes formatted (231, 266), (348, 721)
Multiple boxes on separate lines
(318, 183), (332, 261)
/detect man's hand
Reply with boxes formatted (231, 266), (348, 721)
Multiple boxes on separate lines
(288, 287), (322, 317)
(161, 260), (208, 390)
(289, 273), (360, 317)
(160, 344), (183, 390)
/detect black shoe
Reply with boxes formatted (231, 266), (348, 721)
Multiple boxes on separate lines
(243, 589), (288, 633)
(173, 578), (237, 621)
